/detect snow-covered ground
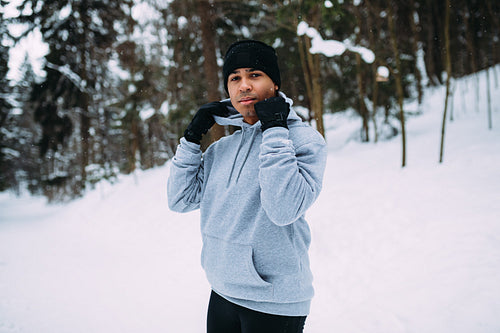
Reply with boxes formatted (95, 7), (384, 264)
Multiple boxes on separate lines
(1, 68), (499, 332)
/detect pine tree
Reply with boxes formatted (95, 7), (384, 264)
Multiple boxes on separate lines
(8, 56), (43, 194)
(16, 0), (133, 198)
(0, 12), (14, 191)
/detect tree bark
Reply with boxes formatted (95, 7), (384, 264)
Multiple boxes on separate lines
(409, 0), (423, 105)
(198, 0), (224, 147)
(80, 36), (90, 187)
(423, 0), (440, 85)
(306, 37), (325, 138)
(353, 5), (369, 142)
(297, 4), (325, 138)
(486, 67), (492, 130)
(439, 0), (452, 163)
(366, 1), (380, 143)
(356, 53), (369, 142)
(387, 3), (407, 167)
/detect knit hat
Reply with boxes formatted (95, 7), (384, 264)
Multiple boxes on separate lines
(223, 40), (281, 93)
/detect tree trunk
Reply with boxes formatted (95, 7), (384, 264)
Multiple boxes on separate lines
(80, 104), (90, 186)
(297, 35), (314, 123)
(354, 5), (369, 142)
(307, 40), (325, 138)
(366, 1), (380, 143)
(80, 66), (90, 188)
(463, 5), (478, 72)
(423, 0), (441, 85)
(387, 4), (407, 167)
(295, 2), (325, 138)
(299, 29), (324, 137)
(409, 0), (423, 105)
(125, 105), (141, 174)
(439, 0), (452, 163)
(356, 53), (369, 142)
(486, 0), (499, 70)
(298, 33), (324, 137)
(486, 67), (492, 130)
(198, 0), (224, 148)
(371, 66), (380, 143)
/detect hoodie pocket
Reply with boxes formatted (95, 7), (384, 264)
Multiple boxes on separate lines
(201, 234), (273, 300)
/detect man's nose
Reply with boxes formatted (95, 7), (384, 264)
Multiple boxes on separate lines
(239, 78), (252, 91)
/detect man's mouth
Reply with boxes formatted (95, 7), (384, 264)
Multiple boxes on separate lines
(238, 95), (257, 105)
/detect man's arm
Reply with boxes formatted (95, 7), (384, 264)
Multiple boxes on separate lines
(167, 138), (204, 212)
(167, 101), (230, 212)
(255, 97), (326, 226)
(258, 126), (327, 226)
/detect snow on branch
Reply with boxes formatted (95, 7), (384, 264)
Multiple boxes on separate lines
(45, 62), (89, 93)
(297, 21), (375, 64)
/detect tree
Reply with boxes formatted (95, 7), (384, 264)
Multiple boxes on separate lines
(387, 2), (407, 167)
(16, 0), (133, 197)
(198, 0), (225, 147)
(0, 14), (13, 190)
(161, 0), (209, 140)
(408, 0), (424, 105)
(295, 1), (325, 137)
(439, 0), (452, 163)
(6, 56), (43, 194)
(2, 0), (500, 200)
(352, 3), (370, 142)
(365, 0), (382, 143)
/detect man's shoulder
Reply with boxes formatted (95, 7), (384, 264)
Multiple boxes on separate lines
(289, 121), (326, 148)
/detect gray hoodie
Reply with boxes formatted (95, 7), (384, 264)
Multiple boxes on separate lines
(167, 92), (327, 316)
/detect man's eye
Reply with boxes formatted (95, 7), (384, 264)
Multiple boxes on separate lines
(230, 76), (240, 81)
(251, 73), (261, 77)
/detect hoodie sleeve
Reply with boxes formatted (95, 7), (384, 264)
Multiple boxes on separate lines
(167, 137), (204, 212)
(258, 126), (327, 226)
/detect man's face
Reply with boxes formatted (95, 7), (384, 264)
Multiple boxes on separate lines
(227, 68), (278, 124)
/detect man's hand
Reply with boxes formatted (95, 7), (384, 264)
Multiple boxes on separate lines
(254, 96), (290, 132)
(184, 101), (230, 144)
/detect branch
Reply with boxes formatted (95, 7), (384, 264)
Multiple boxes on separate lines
(45, 62), (90, 94)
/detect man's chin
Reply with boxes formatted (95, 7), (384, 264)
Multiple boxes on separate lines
(236, 105), (255, 116)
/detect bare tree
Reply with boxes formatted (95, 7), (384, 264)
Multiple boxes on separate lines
(198, 0), (225, 147)
(366, 0), (382, 143)
(408, 0), (424, 105)
(353, 4), (370, 142)
(294, 1), (325, 138)
(486, 67), (493, 130)
(387, 3), (407, 167)
(439, 0), (452, 163)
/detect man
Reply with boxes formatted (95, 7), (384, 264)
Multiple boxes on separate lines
(168, 40), (327, 333)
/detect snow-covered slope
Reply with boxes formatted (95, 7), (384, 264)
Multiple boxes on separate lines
(1, 68), (499, 332)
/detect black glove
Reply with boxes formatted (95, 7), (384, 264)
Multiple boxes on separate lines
(254, 96), (290, 132)
(184, 101), (230, 144)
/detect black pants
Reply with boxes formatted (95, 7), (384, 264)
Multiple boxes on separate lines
(207, 291), (307, 333)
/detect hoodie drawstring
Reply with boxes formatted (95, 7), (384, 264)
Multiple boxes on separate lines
(226, 127), (258, 187)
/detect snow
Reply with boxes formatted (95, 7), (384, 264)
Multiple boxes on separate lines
(377, 65), (390, 79)
(132, 1), (162, 26)
(177, 16), (188, 30)
(1, 68), (500, 332)
(6, 28), (48, 82)
(297, 21), (375, 63)
(3, 0), (48, 82)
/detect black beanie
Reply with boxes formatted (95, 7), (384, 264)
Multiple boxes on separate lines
(223, 40), (281, 93)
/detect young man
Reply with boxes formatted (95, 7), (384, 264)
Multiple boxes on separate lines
(168, 40), (327, 333)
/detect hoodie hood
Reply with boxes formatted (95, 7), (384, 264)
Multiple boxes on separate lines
(213, 91), (302, 128)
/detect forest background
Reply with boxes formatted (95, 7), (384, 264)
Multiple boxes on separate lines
(0, 0), (498, 202)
